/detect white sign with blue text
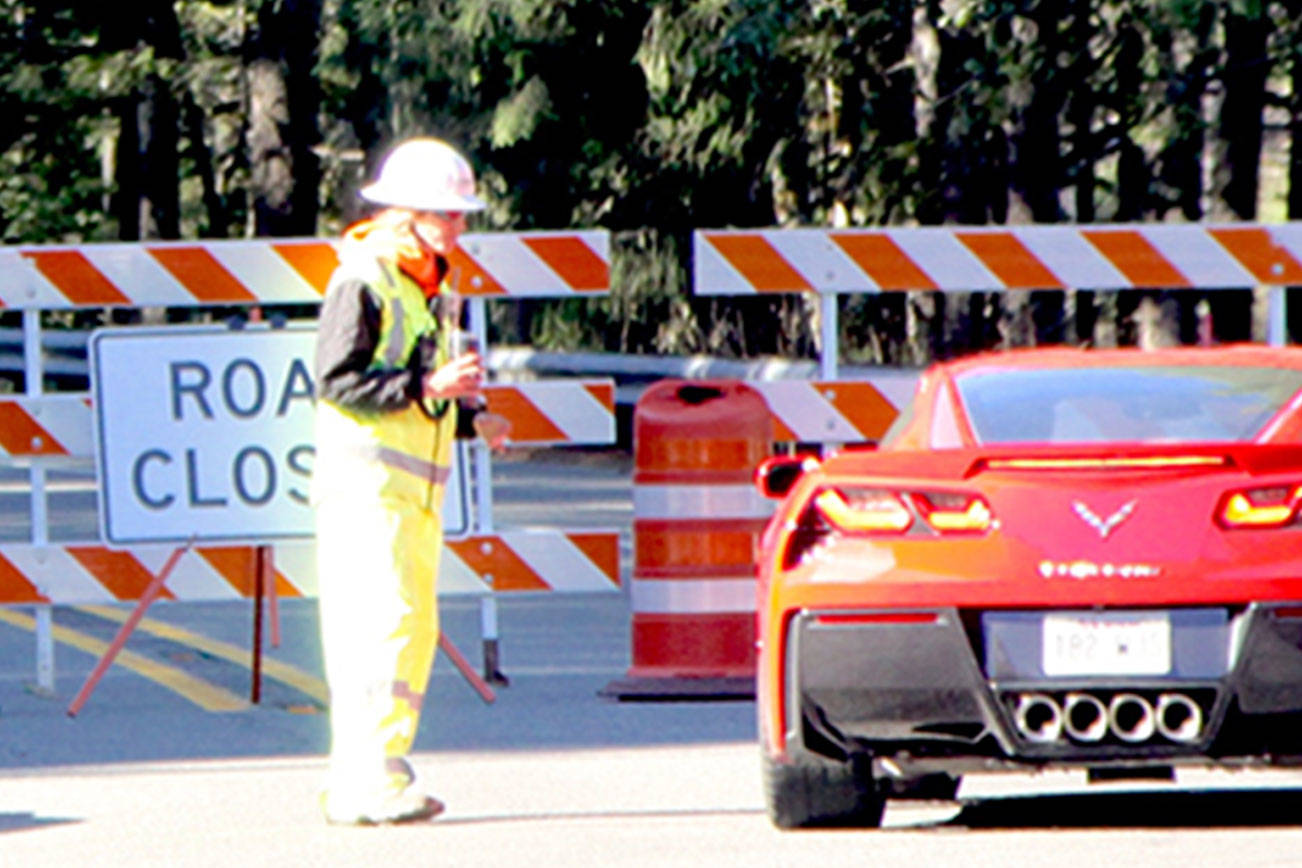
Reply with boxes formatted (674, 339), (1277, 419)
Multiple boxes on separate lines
(90, 325), (469, 546)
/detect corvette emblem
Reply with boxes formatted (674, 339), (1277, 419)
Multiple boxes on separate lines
(1070, 499), (1136, 539)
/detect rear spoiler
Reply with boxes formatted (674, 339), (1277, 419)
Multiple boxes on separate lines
(820, 443), (1302, 481)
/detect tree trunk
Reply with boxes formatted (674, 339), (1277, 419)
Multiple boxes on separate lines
(1133, 296), (1180, 349)
(334, 0), (388, 156)
(917, 3), (1007, 225)
(912, 2), (943, 226)
(111, 95), (142, 241)
(1217, 7), (1269, 220)
(1008, 7), (1064, 224)
(837, 1), (915, 224)
(140, 74), (181, 239)
(905, 292), (940, 366)
(1288, 0), (1302, 221)
(183, 95), (227, 238)
(997, 292), (1035, 350)
(1066, 1), (1095, 350)
(246, 0), (323, 237)
(94, 1), (185, 242)
(1093, 291), (1119, 348)
(1287, 0), (1302, 345)
(1068, 0), (1095, 223)
(1156, 5), (1215, 221)
(1111, 20), (1147, 222)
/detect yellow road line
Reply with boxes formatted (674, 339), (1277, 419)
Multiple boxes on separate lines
(76, 604), (329, 706)
(0, 607), (248, 712)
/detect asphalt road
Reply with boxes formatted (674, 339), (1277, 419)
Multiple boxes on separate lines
(5, 450), (1302, 866)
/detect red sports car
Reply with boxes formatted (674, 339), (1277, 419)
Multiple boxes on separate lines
(754, 344), (1302, 828)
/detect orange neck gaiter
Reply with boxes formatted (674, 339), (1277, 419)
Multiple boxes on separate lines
(344, 213), (447, 298)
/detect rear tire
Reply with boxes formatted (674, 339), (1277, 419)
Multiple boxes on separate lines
(762, 751), (886, 829)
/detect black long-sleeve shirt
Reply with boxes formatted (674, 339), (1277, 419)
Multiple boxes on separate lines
(315, 277), (478, 435)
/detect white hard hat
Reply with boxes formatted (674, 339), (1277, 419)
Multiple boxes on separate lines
(359, 138), (487, 212)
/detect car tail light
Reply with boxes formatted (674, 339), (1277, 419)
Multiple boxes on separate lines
(782, 485), (993, 568)
(984, 455), (1227, 471)
(913, 491), (993, 533)
(1216, 485), (1302, 529)
(813, 487), (912, 533)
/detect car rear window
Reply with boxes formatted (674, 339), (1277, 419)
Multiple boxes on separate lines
(955, 365), (1302, 444)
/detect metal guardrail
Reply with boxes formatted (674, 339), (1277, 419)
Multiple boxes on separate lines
(0, 327), (92, 383)
(490, 347), (839, 405)
(1, 327), (923, 404)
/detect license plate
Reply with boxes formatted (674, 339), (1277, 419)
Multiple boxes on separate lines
(1041, 612), (1171, 676)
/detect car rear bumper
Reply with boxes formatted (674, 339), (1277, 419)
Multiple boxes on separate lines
(782, 602), (1302, 771)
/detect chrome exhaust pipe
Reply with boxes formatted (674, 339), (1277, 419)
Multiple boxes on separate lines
(1155, 693), (1203, 744)
(1014, 693), (1063, 744)
(1062, 692), (1108, 742)
(1108, 693), (1156, 743)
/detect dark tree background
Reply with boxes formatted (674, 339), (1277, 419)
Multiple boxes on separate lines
(2, 0), (1301, 361)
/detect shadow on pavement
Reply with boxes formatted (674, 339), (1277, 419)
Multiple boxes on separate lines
(944, 788), (1302, 829)
(437, 807), (764, 827)
(0, 811), (82, 834)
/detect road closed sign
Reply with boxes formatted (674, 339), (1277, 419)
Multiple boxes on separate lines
(90, 325), (469, 546)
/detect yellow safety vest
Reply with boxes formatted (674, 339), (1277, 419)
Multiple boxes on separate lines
(313, 255), (457, 511)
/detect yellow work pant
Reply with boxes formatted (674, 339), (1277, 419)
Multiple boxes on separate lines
(316, 494), (443, 804)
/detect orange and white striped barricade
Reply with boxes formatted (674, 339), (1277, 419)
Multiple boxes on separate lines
(480, 381), (616, 445)
(0, 395), (95, 458)
(442, 531), (620, 594)
(694, 224), (1302, 295)
(0, 534), (614, 712)
(0, 535), (619, 604)
(0, 231), (616, 695)
(748, 375), (920, 444)
(0, 375), (620, 600)
(0, 380), (614, 463)
(1, 231), (609, 307)
(696, 223), (1302, 352)
(0, 544), (305, 604)
(602, 379), (772, 700)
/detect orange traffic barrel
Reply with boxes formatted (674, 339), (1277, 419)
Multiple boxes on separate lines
(602, 379), (773, 700)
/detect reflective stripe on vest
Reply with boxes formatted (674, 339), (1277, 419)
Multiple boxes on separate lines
(351, 442), (453, 486)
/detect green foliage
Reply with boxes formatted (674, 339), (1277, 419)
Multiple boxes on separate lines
(0, 1), (1299, 356)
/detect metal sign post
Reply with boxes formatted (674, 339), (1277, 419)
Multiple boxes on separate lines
(1269, 286), (1287, 347)
(23, 310), (55, 694)
(819, 292), (839, 380)
(466, 297), (509, 685)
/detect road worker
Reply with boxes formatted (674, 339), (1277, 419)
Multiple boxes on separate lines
(312, 137), (510, 825)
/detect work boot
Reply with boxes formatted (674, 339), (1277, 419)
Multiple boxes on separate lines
(321, 788), (446, 826)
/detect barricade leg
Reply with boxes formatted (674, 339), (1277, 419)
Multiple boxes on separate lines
(66, 542), (192, 717)
(479, 596), (508, 686)
(439, 634), (496, 705)
(465, 366), (509, 687)
(265, 545), (280, 648)
(35, 604), (54, 695)
(249, 544), (282, 703)
(251, 547), (264, 704)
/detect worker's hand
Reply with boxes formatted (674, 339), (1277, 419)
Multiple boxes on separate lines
(422, 353), (484, 401)
(472, 411), (512, 453)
